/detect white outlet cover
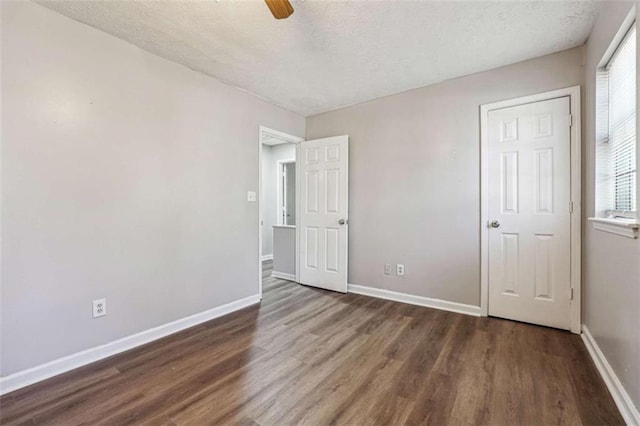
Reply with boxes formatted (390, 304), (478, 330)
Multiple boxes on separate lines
(93, 298), (107, 318)
(396, 264), (405, 276)
(384, 264), (392, 275)
(247, 191), (257, 202)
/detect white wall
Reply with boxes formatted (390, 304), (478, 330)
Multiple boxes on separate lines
(0, 1), (304, 377)
(284, 162), (296, 225)
(261, 143), (296, 257)
(306, 47), (584, 306)
(582, 1), (640, 413)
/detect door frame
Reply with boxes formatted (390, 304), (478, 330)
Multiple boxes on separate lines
(276, 159), (296, 226)
(479, 86), (581, 334)
(259, 126), (304, 299)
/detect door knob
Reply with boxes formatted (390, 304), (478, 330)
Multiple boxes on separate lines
(338, 219), (348, 225)
(489, 220), (501, 228)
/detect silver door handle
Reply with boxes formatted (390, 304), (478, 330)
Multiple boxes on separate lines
(338, 219), (348, 225)
(489, 220), (500, 228)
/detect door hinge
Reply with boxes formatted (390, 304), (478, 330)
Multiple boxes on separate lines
(570, 288), (574, 300)
(569, 201), (574, 213)
(568, 114), (573, 127)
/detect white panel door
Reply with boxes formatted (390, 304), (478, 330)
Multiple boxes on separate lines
(488, 97), (572, 330)
(298, 135), (349, 292)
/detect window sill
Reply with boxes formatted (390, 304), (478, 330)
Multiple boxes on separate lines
(588, 217), (639, 239)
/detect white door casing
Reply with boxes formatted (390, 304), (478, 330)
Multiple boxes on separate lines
(487, 96), (572, 330)
(298, 136), (349, 292)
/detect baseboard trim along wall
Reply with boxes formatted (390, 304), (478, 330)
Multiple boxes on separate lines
(581, 325), (640, 425)
(271, 271), (296, 282)
(261, 254), (273, 261)
(0, 294), (261, 396)
(347, 284), (482, 317)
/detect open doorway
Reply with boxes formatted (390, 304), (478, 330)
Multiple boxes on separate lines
(278, 160), (296, 226)
(259, 127), (303, 293)
(258, 127), (350, 298)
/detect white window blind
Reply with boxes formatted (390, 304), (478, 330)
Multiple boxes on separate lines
(606, 24), (636, 212)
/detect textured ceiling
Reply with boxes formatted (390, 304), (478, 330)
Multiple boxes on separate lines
(36, 0), (597, 116)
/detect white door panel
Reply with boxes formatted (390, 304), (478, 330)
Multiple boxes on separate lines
(488, 97), (571, 330)
(299, 136), (348, 292)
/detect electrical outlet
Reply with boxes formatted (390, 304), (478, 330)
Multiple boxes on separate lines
(396, 264), (405, 276)
(384, 264), (392, 275)
(247, 191), (257, 202)
(93, 298), (107, 318)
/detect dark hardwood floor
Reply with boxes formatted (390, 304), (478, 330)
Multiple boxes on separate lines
(0, 261), (623, 425)
(262, 258), (273, 279)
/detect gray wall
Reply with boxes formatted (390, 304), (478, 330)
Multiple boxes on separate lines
(1, 1), (304, 376)
(261, 143), (296, 257)
(582, 1), (639, 410)
(273, 226), (296, 276)
(307, 47), (584, 306)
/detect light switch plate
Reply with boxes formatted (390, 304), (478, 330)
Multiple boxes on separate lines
(247, 191), (257, 202)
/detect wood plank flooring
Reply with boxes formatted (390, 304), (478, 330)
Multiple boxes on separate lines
(262, 259), (273, 279)
(0, 262), (623, 425)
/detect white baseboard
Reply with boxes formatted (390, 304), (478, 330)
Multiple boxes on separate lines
(0, 294), (261, 396)
(348, 284), (481, 317)
(581, 325), (640, 425)
(261, 254), (273, 261)
(271, 271), (296, 282)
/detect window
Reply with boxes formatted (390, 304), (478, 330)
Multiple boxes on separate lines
(597, 24), (636, 216)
